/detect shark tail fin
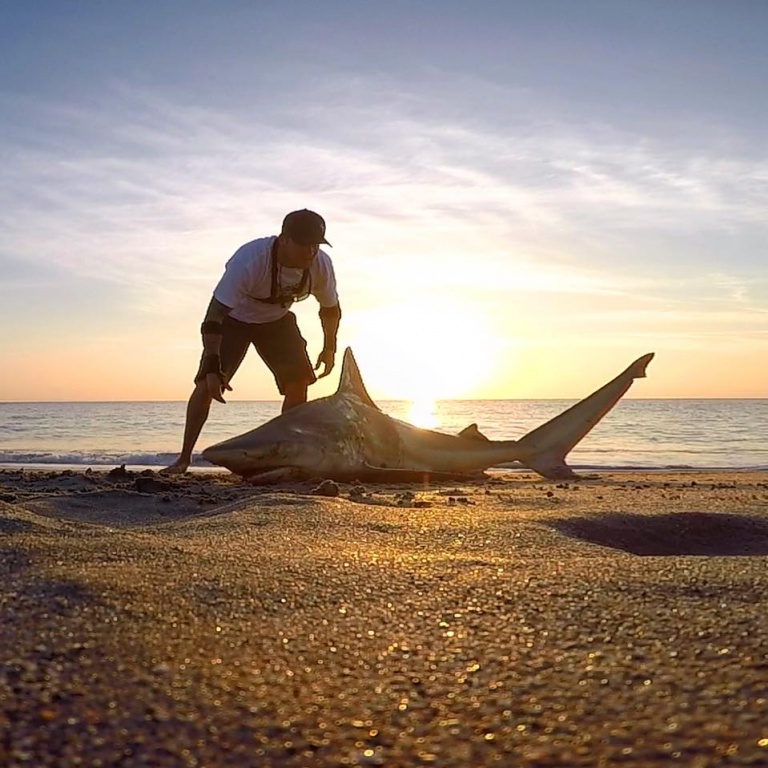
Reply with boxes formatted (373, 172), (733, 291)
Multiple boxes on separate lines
(336, 347), (380, 410)
(514, 353), (655, 479)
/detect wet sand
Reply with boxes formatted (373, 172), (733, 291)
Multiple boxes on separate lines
(2, 467), (767, 766)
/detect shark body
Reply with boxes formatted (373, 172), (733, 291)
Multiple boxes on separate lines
(202, 348), (654, 483)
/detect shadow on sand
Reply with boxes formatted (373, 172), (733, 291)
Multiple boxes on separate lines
(546, 511), (768, 556)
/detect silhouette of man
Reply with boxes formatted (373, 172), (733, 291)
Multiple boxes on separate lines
(164, 209), (341, 473)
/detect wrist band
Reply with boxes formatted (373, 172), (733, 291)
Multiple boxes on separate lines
(318, 305), (341, 321)
(201, 320), (223, 335)
(200, 354), (223, 375)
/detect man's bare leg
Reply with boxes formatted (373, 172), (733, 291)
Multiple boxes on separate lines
(282, 381), (308, 412)
(162, 383), (213, 474)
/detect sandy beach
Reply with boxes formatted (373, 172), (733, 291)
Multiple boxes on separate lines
(1, 467), (767, 766)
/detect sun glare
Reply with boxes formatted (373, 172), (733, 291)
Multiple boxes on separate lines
(348, 303), (503, 400)
(407, 398), (438, 428)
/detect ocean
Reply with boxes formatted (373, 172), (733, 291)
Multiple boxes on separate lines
(1, 399), (766, 473)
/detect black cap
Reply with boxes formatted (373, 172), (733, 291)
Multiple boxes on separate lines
(282, 209), (331, 247)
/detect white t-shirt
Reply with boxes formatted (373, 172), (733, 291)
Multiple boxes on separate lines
(213, 236), (338, 324)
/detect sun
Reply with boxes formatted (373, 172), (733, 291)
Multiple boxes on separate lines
(347, 303), (503, 401)
(407, 397), (438, 428)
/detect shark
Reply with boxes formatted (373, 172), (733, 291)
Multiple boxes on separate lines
(201, 348), (654, 483)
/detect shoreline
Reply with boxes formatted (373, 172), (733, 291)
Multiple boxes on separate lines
(0, 462), (229, 474)
(2, 462), (767, 475)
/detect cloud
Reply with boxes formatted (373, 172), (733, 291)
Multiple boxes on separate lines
(0, 74), (765, 331)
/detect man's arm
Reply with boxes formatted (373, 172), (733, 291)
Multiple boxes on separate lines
(315, 303), (341, 378)
(200, 297), (234, 402)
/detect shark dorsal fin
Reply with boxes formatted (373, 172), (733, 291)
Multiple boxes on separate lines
(336, 347), (380, 409)
(458, 423), (490, 441)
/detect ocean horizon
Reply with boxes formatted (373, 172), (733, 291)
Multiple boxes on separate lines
(2, 398), (767, 473)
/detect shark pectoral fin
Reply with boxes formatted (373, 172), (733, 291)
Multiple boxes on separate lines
(514, 352), (655, 475)
(458, 423), (490, 441)
(244, 467), (306, 485)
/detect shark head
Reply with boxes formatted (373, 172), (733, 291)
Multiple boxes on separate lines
(201, 349), (378, 481)
(201, 403), (340, 480)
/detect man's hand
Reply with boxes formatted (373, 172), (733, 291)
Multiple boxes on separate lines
(206, 372), (233, 403)
(314, 347), (336, 379)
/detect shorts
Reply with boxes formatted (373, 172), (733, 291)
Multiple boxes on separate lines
(194, 312), (316, 394)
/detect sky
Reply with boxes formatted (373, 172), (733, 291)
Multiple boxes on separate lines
(1, 0), (766, 402)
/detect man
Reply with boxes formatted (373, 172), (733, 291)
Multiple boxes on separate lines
(163, 209), (341, 474)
